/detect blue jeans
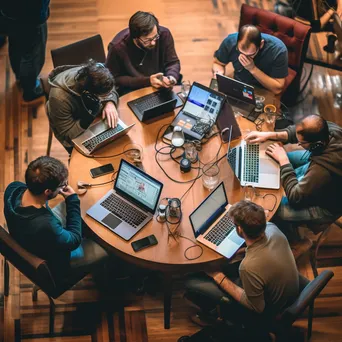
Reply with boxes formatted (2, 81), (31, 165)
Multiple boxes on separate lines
(272, 150), (337, 239)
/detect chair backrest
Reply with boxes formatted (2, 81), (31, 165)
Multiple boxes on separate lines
(239, 4), (311, 74)
(0, 225), (57, 296)
(51, 34), (106, 68)
(279, 270), (334, 326)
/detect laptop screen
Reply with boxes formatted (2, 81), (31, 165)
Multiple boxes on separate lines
(183, 83), (225, 121)
(217, 74), (255, 105)
(114, 159), (163, 213)
(189, 182), (228, 237)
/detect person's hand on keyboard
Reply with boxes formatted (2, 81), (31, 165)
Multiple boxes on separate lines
(266, 143), (289, 166)
(150, 72), (164, 89)
(102, 101), (119, 128)
(245, 131), (271, 144)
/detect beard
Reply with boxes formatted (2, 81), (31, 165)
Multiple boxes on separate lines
(137, 39), (155, 50)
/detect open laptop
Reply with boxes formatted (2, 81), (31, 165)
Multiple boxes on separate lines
(87, 159), (163, 241)
(226, 127), (280, 189)
(217, 74), (256, 117)
(163, 82), (226, 141)
(73, 119), (134, 156)
(127, 90), (182, 122)
(189, 182), (245, 259)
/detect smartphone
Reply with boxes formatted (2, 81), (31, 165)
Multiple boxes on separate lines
(131, 234), (158, 252)
(246, 110), (260, 122)
(90, 163), (114, 178)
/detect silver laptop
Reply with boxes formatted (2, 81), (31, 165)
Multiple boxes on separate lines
(226, 127), (280, 189)
(87, 159), (163, 241)
(72, 119), (135, 156)
(217, 74), (256, 117)
(189, 182), (245, 259)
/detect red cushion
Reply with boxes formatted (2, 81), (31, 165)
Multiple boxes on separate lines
(239, 4), (311, 73)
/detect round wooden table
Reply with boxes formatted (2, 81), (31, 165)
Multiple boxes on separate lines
(69, 85), (283, 329)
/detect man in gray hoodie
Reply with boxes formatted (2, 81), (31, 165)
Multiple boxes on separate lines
(47, 59), (119, 153)
(245, 115), (342, 236)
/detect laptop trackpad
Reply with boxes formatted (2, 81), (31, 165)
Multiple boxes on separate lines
(102, 213), (122, 230)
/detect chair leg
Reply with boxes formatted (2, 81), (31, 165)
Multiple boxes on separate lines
(310, 227), (332, 277)
(47, 126), (53, 156)
(4, 258), (9, 296)
(48, 296), (55, 335)
(32, 285), (40, 302)
(307, 302), (314, 341)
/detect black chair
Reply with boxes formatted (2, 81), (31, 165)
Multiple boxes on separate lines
(182, 270), (334, 341)
(51, 34), (106, 68)
(0, 225), (108, 338)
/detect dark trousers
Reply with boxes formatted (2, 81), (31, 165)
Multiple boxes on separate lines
(0, 17), (47, 100)
(185, 266), (272, 341)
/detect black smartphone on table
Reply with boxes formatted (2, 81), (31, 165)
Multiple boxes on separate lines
(131, 234), (158, 252)
(90, 163), (114, 178)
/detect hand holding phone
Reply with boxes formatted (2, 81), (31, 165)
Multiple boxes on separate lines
(90, 163), (114, 178)
(131, 234), (158, 252)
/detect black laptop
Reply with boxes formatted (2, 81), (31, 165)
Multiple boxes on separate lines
(127, 90), (182, 122)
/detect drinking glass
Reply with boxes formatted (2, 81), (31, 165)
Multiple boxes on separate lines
(181, 80), (191, 98)
(266, 111), (276, 124)
(202, 163), (220, 190)
(244, 184), (255, 201)
(124, 143), (143, 162)
(183, 142), (198, 163)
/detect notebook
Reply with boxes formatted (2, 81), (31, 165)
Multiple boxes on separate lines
(73, 119), (134, 156)
(87, 159), (163, 241)
(189, 182), (245, 259)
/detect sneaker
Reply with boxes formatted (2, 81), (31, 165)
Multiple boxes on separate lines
(189, 313), (218, 327)
(290, 237), (313, 260)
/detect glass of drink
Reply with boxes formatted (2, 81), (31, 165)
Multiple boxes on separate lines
(202, 163), (220, 190)
(183, 142), (198, 163)
(244, 184), (255, 201)
(181, 81), (191, 98)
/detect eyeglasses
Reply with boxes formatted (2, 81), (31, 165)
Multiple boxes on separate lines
(236, 45), (259, 58)
(57, 181), (68, 190)
(138, 33), (160, 45)
(297, 140), (310, 147)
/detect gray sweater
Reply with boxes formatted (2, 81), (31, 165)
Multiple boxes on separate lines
(47, 65), (119, 149)
(281, 121), (342, 214)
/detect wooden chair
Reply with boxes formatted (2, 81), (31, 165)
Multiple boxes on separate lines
(39, 76), (52, 156)
(238, 4), (312, 106)
(0, 225), (108, 338)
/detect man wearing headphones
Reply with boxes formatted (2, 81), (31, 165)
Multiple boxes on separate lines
(47, 59), (119, 153)
(245, 115), (342, 236)
(106, 11), (181, 96)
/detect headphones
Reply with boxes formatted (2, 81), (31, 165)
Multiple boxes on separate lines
(76, 178), (115, 195)
(308, 141), (325, 153)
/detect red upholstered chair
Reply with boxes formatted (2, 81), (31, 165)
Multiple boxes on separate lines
(239, 4), (311, 106)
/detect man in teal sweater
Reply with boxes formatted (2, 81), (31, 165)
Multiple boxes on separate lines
(4, 156), (108, 278)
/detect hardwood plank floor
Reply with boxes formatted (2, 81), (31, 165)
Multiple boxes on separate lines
(0, 0), (342, 341)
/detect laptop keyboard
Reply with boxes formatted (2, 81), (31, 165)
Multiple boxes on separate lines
(227, 148), (236, 167)
(134, 92), (168, 112)
(204, 213), (235, 246)
(82, 124), (123, 152)
(101, 193), (148, 228)
(243, 144), (259, 183)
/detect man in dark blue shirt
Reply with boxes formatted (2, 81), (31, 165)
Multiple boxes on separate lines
(212, 25), (288, 94)
(4, 156), (108, 278)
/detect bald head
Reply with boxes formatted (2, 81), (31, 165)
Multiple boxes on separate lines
(296, 115), (329, 144)
(237, 25), (262, 52)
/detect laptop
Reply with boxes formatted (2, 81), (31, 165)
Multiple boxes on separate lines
(163, 82), (226, 141)
(189, 182), (245, 259)
(87, 159), (163, 241)
(73, 119), (134, 156)
(127, 90), (182, 122)
(216, 74), (256, 117)
(226, 127), (280, 189)
(216, 100), (241, 142)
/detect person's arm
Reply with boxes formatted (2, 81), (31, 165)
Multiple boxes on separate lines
(336, 0), (342, 18)
(244, 130), (289, 144)
(163, 29), (181, 83)
(47, 94), (91, 142)
(99, 87), (120, 128)
(105, 46), (150, 90)
(249, 66), (285, 95)
(212, 35), (234, 77)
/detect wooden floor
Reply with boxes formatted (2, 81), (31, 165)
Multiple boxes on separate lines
(1, 0), (342, 341)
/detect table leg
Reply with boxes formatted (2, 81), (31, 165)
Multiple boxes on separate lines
(163, 273), (173, 329)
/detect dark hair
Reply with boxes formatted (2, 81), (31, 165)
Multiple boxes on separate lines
(229, 201), (266, 239)
(296, 115), (330, 144)
(76, 59), (115, 95)
(25, 156), (68, 195)
(237, 25), (262, 49)
(129, 11), (159, 38)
